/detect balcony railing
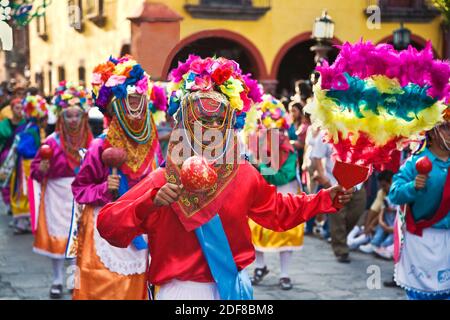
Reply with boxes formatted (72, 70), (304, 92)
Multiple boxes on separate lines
(184, 0), (271, 20)
(365, 0), (440, 22)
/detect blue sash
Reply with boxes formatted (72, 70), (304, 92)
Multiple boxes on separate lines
(194, 214), (253, 300)
(111, 167), (148, 251)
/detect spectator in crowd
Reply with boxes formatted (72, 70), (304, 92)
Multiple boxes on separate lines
(359, 170), (397, 259)
(310, 129), (367, 262)
(347, 170), (395, 251)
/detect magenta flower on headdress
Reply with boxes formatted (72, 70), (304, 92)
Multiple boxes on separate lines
(151, 84), (167, 112)
(190, 57), (214, 75)
(169, 54), (200, 82)
(243, 74), (263, 103)
(136, 77), (149, 95)
(240, 91), (252, 113)
(192, 75), (213, 92)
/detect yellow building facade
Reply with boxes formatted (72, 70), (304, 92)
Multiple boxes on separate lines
(28, 0), (444, 95)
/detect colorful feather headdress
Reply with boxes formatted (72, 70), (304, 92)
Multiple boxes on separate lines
(167, 55), (263, 129)
(23, 95), (48, 119)
(52, 81), (92, 114)
(305, 40), (450, 169)
(91, 55), (167, 114)
(258, 94), (292, 130)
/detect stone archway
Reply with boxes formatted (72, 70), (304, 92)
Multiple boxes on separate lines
(161, 29), (268, 81)
(376, 34), (440, 58)
(271, 32), (341, 96)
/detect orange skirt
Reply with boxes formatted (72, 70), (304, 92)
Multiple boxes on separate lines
(73, 205), (148, 300)
(33, 179), (71, 258)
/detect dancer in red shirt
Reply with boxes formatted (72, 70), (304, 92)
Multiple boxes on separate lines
(97, 56), (353, 300)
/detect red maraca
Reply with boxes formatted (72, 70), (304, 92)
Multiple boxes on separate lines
(415, 156), (433, 175)
(101, 147), (127, 199)
(101, 147), (127, 176)
(180, 156), (218, 193)
(39, 144), (53, 160)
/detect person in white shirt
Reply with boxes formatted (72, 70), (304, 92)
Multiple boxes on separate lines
(311, 130), (367, 263)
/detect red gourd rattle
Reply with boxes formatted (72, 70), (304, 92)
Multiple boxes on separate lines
(415, 156), (433, 175)
(39, 144), (53, 160)
(180, 156), (218, 193)
(101, 147), (127, 199)
(101, 147), (127, 176)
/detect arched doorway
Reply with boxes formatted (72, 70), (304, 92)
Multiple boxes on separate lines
(376, 34), (439, 57)
(272, 33), (340, 97)
(169, 38), (257, 76)
(162, 30), (268, 80)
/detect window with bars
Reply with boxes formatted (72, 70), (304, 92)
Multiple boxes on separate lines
(47, 63), (53, 95)
(365, 0), (439, 22)
(185, 0), (270, 20)
(78, 66), (86, 85)
(68, 0), (84, 32)
(36, 14), (48, 41)
(201, 0), (253, 5)
(58, 66), (66, 83)
(35, 72), (44, 95)
(85, 0), (106, 27)
(385, 0), (414, 7)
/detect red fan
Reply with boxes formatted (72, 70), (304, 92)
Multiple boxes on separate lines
(332, 161), (370, 209)
(39, 144), (53, 160)
(180, 156), (218, 193)
(101, 147), (127, 176)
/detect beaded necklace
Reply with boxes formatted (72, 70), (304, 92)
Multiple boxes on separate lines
(112, 97), (152, 145)
(181, 95), (235, 161)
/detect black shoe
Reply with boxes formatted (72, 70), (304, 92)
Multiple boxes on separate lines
(383, 277), (398, 288)
(13, 227), (31, 235)
(279, 277), (293, 290)
(49, 284), (63, 299)
(337, 254), (351, 263)
(251, 266), (269, 285)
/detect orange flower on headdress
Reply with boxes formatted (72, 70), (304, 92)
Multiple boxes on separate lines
(93, 61), (116, 83)
(444, 107), (450, 122)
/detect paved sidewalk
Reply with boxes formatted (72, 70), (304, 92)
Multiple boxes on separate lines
(0, 210), (405, 300)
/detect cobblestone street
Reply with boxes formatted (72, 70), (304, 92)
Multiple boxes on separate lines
(0, 211), (405, 300)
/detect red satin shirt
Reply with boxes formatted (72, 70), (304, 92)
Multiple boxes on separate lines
(97, 163), (337, 286)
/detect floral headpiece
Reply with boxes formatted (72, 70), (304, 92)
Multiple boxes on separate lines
(258, 94), (292, 130)
(91, 55), (166, 113)
(167, 55), (263, 129)
(23, 95), (48, 119)
(53, 81), (91, 114)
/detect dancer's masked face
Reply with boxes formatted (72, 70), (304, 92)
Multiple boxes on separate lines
(63, 106), (84, 132)
(127, 94), (147, 121)
(182, 91), (233, 150)
(11, 100), (24, 120)
(433, 122), (450, 152)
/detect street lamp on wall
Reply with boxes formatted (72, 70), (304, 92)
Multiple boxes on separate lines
(312, 10), (335, 41)
(311, 10), (335, 66)
(393, 22), (411, 50)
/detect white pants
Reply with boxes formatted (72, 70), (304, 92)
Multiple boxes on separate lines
(157, 280), (220, 300)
